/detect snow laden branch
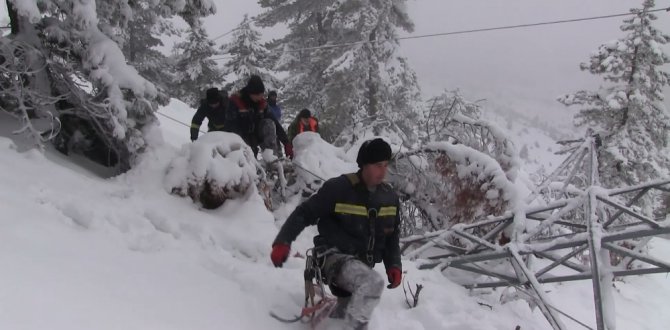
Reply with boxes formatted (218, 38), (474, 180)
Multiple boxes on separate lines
(4, 0), (218, 171)
(420, 90), (520, 181)
(389, 141), (521, 245)
(0, 39), (63, 148)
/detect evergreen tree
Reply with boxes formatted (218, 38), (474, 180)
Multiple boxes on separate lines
(1, 0), (217, 171)
(123, 1), (181, 105)
(257, 0), (421, 144)
(220, 14), (280, 92)
(173, 20), (224, 107)
(558, 0), (670, 191)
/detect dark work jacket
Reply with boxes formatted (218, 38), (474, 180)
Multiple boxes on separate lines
(226, 92), (289, 150)
(273, 172), (402, 270)
(190, 100), (227, 140)
(225, 90), (266, 137)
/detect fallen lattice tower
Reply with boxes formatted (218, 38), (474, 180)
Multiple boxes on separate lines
(403, 135), (670, 330)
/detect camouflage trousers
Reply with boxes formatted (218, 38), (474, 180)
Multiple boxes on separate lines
(323, 254), (385, 330)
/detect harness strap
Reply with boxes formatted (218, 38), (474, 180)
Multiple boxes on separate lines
(345, 173), (359, 186)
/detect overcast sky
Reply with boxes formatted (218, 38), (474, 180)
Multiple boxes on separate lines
(201, 0), (670, 127)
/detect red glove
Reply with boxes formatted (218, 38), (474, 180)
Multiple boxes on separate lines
(271, 243), (290, 267)
(284, 144), (294, 159)
(386, 267), (402, 289)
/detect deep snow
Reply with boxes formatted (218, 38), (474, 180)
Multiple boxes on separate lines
(0, 100), (668, 330)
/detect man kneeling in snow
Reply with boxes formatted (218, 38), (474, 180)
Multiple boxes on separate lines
(271, 138), (402, 330)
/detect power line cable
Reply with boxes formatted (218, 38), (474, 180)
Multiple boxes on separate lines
(211, 27), (239, 41)
(211, 6), (670, 58)
(394, 6), (670, 43)
(155, 110), (206, 134)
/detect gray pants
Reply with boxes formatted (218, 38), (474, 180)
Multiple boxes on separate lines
(324, 255), (385, 330)
(258, 118), (278, 152)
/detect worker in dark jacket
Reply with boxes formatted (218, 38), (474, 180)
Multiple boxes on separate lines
(227, 75), (290, 157)
(271, 138), (401, 330)
(267, 90), (282, 121)
(190, 88), (227, 141)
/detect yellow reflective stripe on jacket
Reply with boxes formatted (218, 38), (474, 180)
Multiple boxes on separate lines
(190, 123), (200, 129)
(334, 204), (397, 217)
(334, 203), (368, 216)
(378, 206), (397, 217)
(212, 124), (225, 129)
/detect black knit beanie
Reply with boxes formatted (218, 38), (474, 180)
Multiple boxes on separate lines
(298, 109), (311, 119)
(206, 88), (222, 103)
(356, 138), (392, 168)
(246, 75), (265, 94)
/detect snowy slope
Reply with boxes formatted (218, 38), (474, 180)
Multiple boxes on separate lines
(1, 99), (669, 330)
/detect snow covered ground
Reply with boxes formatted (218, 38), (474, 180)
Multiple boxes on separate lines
(1, 101), (669, 330)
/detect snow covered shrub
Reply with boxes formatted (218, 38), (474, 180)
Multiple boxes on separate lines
(389, 142), (518, 239)
(4, 0), (217, 171)
(421, 90), (519, 181)
(165, 132), (258, 209)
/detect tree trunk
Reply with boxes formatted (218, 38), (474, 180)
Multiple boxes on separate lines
(6, 0), (19, 35)
(367, 28), (379, 122)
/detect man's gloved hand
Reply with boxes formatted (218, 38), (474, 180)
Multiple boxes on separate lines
(271, 243), (290, 267)
(284, 143), (294, 159)
(386, 267), (402, 289)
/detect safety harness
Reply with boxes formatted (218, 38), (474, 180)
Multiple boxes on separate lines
(269, 248), (336, 328)
(270, 174), (397, 327)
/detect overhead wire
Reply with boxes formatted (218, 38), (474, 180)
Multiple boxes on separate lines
(155, 111), (206, 134)
(209, 6), (670, 60)
(211, 27), (239, 41)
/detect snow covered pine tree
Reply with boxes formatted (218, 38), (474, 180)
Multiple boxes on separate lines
(219, 14), (281, 92)
(558, 0), (670, 214)
(173, 19), (224, 108)
(1, 0), (217, 171)
(257, 0), (421, 144)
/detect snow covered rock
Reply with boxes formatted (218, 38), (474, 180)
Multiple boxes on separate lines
(165, 132), (258, 209)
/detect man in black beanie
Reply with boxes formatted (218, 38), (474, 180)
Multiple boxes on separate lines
(226, 75), (290, 157)
(190, 87), (228, 141)
(267, 90), (282, 121)
(271, 138), (401, 330)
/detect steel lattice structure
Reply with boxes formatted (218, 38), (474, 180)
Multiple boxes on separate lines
(402, 136), (670, 330)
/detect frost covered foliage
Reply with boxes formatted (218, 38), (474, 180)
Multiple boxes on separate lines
(558, 0), (670, 194)
(173, 20), (224, 107)
(257, 0), (421, 144)
(0, 39), (60, 148)
(1, 0), (216, 171)
(220, 15), (280, 92)
(389, 142), (518, 236)
(421, 90), (519, 181)
(122, 2), (181, 106)
(165, 132), (258, 209)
